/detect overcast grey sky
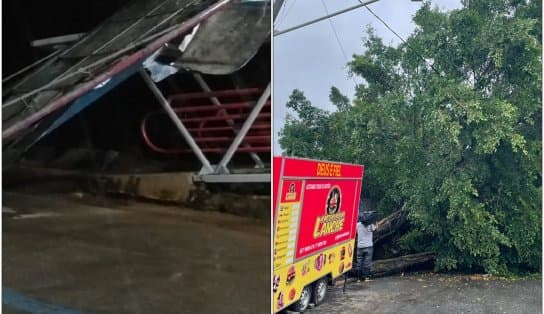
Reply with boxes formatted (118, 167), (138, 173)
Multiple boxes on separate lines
(273, 0), (462, 153)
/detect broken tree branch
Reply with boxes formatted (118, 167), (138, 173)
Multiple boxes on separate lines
(374, 204), (409, 244)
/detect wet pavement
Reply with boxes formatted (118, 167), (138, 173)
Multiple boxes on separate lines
(3, 191), (270, 314)
(306, 273), (542, 314)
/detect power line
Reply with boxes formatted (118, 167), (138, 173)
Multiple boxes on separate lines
(321, 0), (359, 87)
(362, 3), (408, 45)
(275, 0), (297, 29)
(273, 0), (286, 20)
(282, 0), (297, 22)
(360, 1), (468, 111)
(321, 0), (349, 62)
(275, 0), (288, 26)
(361, 2), (443, 79)
(274, 0), (380, 36)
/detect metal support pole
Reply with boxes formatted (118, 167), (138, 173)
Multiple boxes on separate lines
(274, 0), (379, 36)
(31, 33), (87, 48)
(140, 69), (214, 173)
(193, 73), (265, 168)
(215, 83), (270, 174)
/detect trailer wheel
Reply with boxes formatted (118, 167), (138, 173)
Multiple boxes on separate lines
(312, 278), (328, 305)
(289, 285), (312, 313)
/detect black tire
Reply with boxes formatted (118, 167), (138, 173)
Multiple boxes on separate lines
(289, 285), (312, 313)
(312, 278), (328, 306)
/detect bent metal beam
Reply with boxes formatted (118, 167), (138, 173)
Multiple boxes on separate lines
(3, 0), (232, 141)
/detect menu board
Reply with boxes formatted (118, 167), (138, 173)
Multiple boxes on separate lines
(273, 180), (303, 270)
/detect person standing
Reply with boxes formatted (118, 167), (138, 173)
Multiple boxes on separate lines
(356, 205), (377, 281)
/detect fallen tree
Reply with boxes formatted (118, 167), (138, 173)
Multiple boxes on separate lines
(348, 252), (435, 279)
(347, 206), (434, 277)
(374, 205), (409, 245)
(371, 252), (435, 277)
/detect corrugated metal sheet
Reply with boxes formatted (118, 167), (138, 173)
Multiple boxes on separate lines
(177, 1), (270, 74)
(2, 0), (214, 144)
(3, 0), (270, 154)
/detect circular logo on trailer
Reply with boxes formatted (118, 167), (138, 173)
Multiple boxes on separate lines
(277, 291), (284, 309)
(326, 187), (342, 214)
(339, 262), (345, 274)
(286, 183), (297, 201)
(273, 275), (280, 293)
(286, 266), (296, 285)
(289, 288), (296, 300)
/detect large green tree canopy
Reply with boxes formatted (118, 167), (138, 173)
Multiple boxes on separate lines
(279, 0), (541, 274)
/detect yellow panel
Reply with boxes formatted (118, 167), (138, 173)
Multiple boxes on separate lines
(272, 240), (355, 312)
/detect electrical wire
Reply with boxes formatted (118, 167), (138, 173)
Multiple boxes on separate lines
(363, 2), (408, 45)
(360, 1), (468, 111)
(276, 0), (297, 28)
(321, 0), (360, 87)
(360, 1), (444, 80)
(321, 0), (350, 62)
(274, 0), (380, 36)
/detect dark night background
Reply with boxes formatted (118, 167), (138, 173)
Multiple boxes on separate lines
(3, 0), (131, 76)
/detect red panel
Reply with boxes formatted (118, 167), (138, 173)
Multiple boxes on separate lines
(168, 88), (262, 102)
(192, 135), (270, 142)
(181, 112), (271, 122)
(295, 179), (361, 259)
(173, 101), (270, 112)
(282, 157), (364, 179)
(187, 124), (270, 132)
(141, 87), (271, 155)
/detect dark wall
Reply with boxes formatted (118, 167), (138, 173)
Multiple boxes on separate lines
(3, 0), (130, 76)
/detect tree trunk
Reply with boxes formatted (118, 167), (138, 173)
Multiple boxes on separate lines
(371, 252), (435, 277)
(374, 205), (409, 244)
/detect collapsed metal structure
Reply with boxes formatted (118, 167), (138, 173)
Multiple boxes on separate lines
(3, 0), (271, 183)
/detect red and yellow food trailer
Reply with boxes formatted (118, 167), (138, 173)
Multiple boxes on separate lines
(273, 156), (364, 313)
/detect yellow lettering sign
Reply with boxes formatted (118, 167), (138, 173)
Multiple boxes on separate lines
(316, 163), (342, 177)
(313, 212), (345, 238)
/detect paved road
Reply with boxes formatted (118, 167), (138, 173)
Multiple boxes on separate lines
(3, 191), (270, 314)
(306, 273), (542, 314)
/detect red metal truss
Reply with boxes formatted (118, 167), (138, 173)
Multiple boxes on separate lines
(141, 87), (271, 155)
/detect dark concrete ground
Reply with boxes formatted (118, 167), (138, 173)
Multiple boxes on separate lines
(305, 272), (542, 314)
(3, 191), (270, 314)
